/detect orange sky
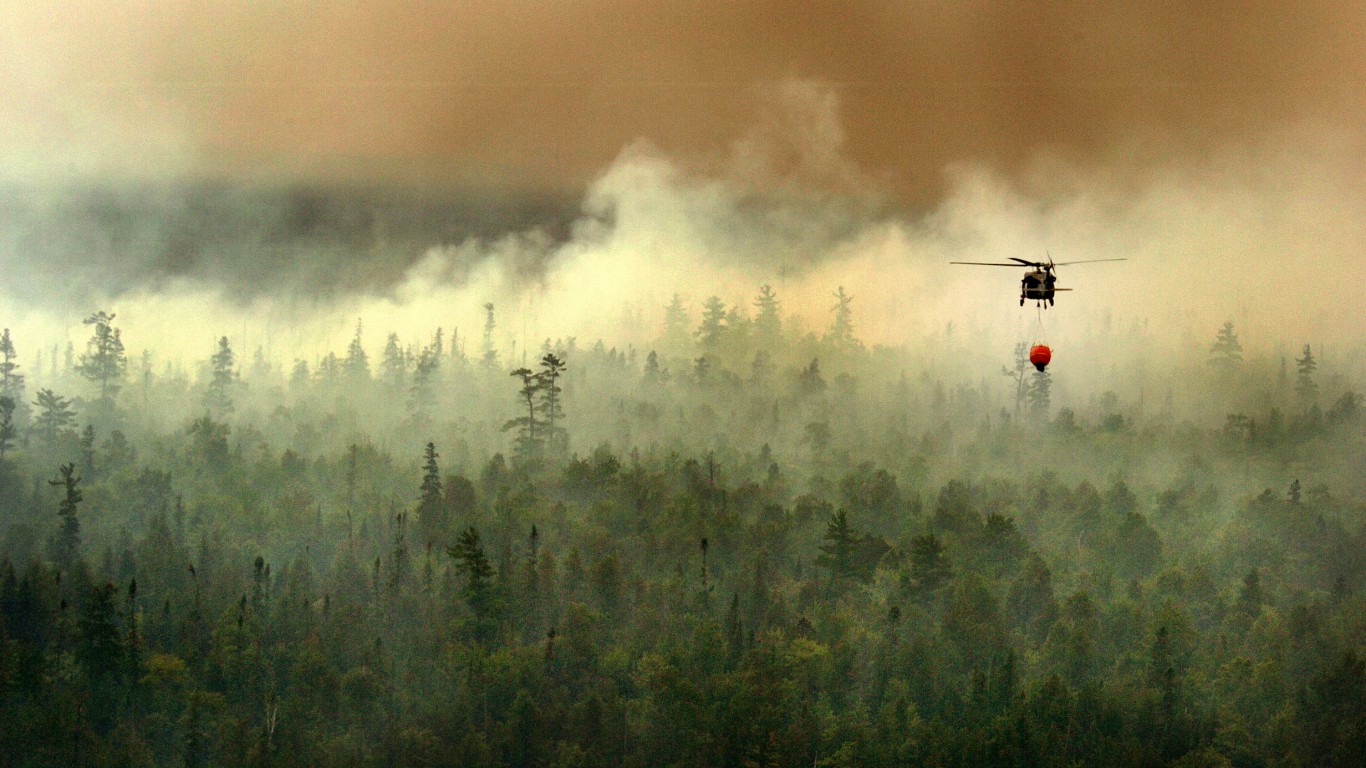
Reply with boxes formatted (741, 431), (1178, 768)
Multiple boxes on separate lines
(4, 1), (1363, 201)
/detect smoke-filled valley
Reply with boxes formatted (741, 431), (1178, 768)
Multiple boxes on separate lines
(2, 3), (1365, 766)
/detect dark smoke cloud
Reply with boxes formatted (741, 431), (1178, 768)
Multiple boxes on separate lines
(0, 180), (576, 305)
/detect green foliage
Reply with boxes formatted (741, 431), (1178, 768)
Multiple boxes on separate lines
(0, 305), (1359, 768)
(77, 310), (127, 405)
(31, 388), (76, 442)
(1210, 321), (1243, 370)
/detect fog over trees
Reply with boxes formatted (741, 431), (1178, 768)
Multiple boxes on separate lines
(0, 288), (1361, 768)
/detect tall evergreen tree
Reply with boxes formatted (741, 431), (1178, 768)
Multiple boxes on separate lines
(1209, 321), (1243, 370)
(49, 463), (83, 571)
(0, 328), (24, 403)
(380, 332), (407, 390)
(537, 353), (567, 455)
(1295, 343), (1318, 403)
(416, 442), (445, 546)
(449, 526), (496, 630)
(826, 286), (859, 350)
(816, 510), (859, 585)
(752, 284), (782, 349)
(31, 388), (76, 442)
(696, 296), (728, 356)
(205, 336), (235, 417)
(77, 311), (127, 404)
(344, 319), (369, 380)
(504, 367), (542, 463)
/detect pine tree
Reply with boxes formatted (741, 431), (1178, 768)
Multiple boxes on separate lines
(1295, 344), (1318, 403)
(205, 336), (235, 417)
(504, 367), (542, 463)
(344, 319), (369, 380)
(827, 286), (859, 350)
(449, 526), (495, 624)
(49, 463), (83, 571)
(816, 510), (860, 584)
(696, 296), (728, 356)
(1209, 321), (1243, 370)
(31, 388), (76, 442)
(0, 328), (25, 403)
(643, 350), (662, 383)
(416, 442), (445, 545)
(752, 284), (782, 349)
(537, 353), (567, 456)
(77, 311), (127, 404)
(380, 333), (407, 390)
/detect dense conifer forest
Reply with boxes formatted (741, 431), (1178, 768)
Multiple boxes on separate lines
(0, 299), (1361, 768)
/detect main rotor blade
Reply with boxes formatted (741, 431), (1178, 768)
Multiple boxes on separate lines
(949, 261), (1032, 267)
(1049, 258), (1128, 266)
(1009, 257), (1044, 266)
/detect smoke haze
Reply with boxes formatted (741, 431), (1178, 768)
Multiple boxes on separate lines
(0, 1), (1361, 372)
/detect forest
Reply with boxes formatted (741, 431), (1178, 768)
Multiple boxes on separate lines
(0, 294), (1361, 768)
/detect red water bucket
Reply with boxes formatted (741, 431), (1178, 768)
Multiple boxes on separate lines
(1029, 344), (1051, 372)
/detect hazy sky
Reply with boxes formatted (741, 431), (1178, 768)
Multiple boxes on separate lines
(1, 2), (1363, 366)
(5, 2), (1363, 195)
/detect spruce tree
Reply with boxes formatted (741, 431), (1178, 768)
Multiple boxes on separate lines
(1209, 321), (1243, 370)
(1295, 344), (1318, 403)
(0, 328), (24, 403)
(752, 284), (782, 349)
(380, 333), (407, 390)
(344, 319), (369, 380)
(205, 336), (235, 417)
(416, 442), (445, 545)
(816, 510), (859, 584)
(31, 388), (76, 442)
(827, 286), (859, 350)
(49, 463), (83, 571)
(696, 296), (728, 356)
(449, 526), (496, 635)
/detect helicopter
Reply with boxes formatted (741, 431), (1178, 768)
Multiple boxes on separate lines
(950, 254), (1126, 307)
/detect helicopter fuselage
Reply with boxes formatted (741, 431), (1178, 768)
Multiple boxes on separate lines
(1021, 269), (1057, 304)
